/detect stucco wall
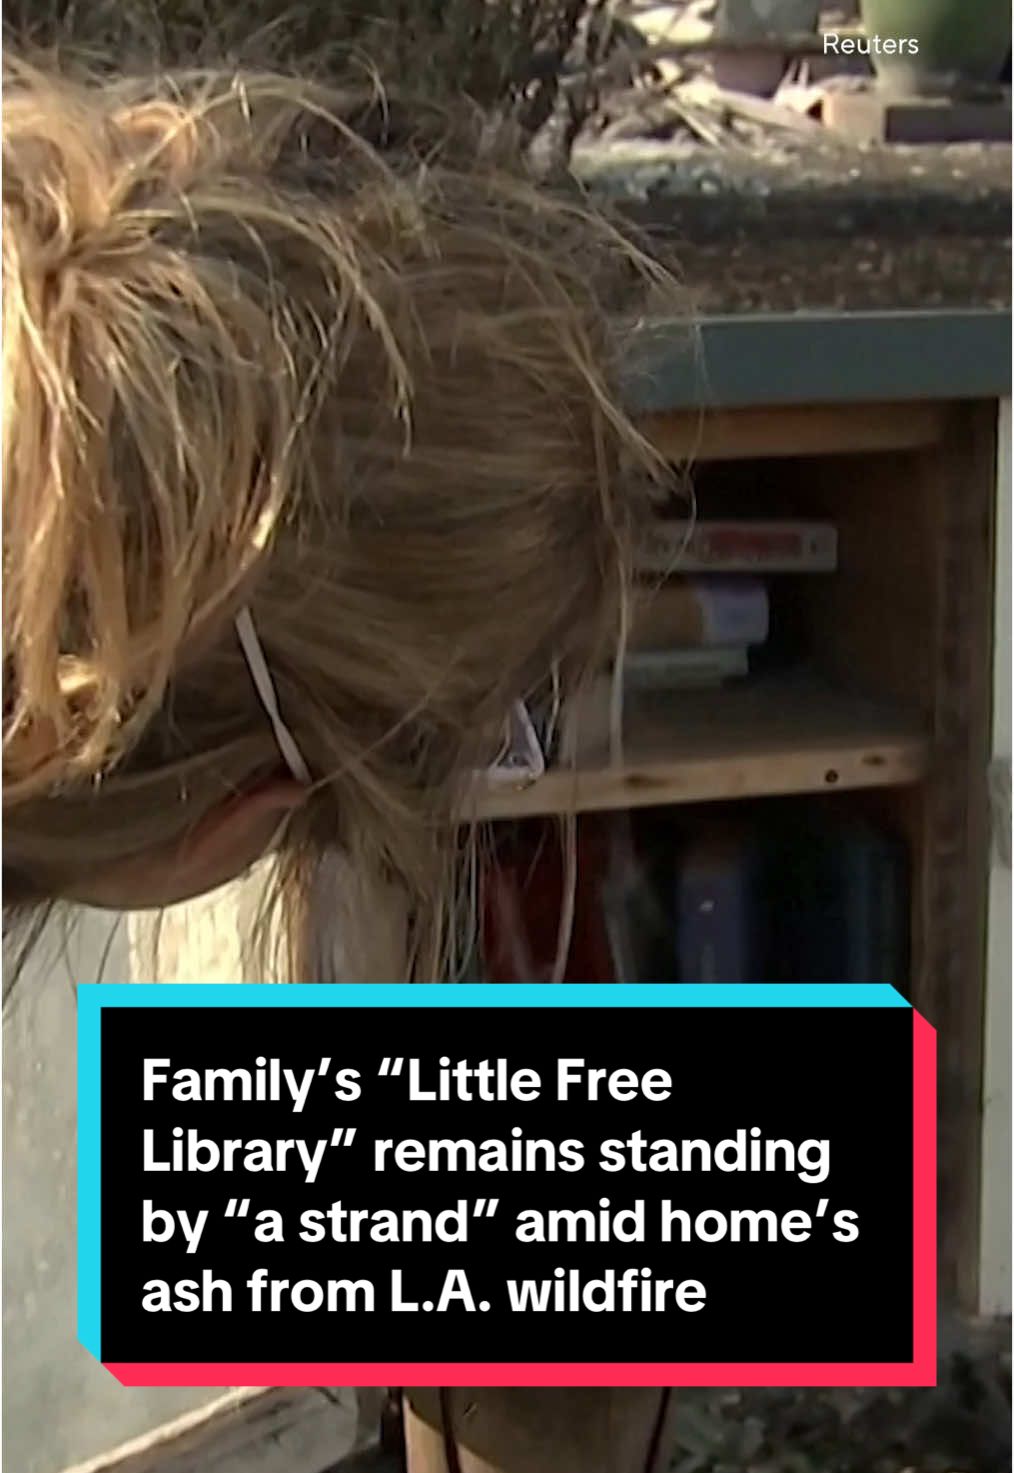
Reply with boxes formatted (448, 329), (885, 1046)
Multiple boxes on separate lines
(2, 861), (381, 1473)
(3, 908), (225, 1473)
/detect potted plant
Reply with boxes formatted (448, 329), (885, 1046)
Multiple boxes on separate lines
(713, 0), (822, 95)
(860, 0), (1012, 94)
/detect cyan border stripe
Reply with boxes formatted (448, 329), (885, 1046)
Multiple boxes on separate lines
(79, 983), (910, 1010)
(77, 986), (102, 1359)
(76, 980), (909, 1360)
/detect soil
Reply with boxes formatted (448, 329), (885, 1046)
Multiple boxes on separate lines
(335, 1314), (1011, 1472)
(664, 1316), (1012, 1473)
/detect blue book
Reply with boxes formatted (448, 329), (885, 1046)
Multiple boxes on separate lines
(672, 825), (769, 984)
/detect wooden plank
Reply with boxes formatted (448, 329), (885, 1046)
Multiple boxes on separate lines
(793, 441), (942, 711)
(913, 403), (997, 1311)
(622, 313), (1012, 415)
(980, 398), (1012, 1317)
(949, 403), (999, 1312)
(638, 402), (947, 462)
(620, 23), (866, 58)
(823, 90), (1013, 146)
(404, 1388), (670, 1473)
(61, 1388), (381, 1473)
(474, 677), (928, 822)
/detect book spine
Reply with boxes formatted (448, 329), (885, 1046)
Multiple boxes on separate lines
(635, 522), (838, 574)
(623, 648), (750, 690)
(629, 578), (769, 651)
(673, 835), (764, 984)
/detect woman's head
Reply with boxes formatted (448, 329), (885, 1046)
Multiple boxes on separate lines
(2, 62), (674, 979)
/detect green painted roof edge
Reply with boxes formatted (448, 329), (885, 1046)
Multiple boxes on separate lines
(620, 309), (1012, 412)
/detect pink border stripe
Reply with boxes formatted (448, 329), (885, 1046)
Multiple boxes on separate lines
(106, 1359), (934, 1388)
(106, 1010), (938, 1392)
(910, 1011), (938, 1383)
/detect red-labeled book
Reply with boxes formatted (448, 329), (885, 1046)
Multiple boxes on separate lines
(635, 521), (837, 575)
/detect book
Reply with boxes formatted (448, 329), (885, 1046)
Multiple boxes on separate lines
(623, 647), (750, 691)
(621, 804), (909, 988)
(629, 578), (770, 651)
(599, 813), (676, 984)
(765, 806), (910, 987)
(481, 820), (616, 983)
(671, 824), (770, 984)
(635, 521), (838, 575)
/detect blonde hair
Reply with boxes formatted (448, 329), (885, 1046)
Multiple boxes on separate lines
(2, 62), (674, 980)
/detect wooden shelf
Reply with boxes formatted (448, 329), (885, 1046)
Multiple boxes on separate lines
(637, 402), (947, 462)
(474, 676), (929, 821)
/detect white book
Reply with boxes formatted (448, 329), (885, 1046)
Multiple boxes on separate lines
(622, 647), (750, 690)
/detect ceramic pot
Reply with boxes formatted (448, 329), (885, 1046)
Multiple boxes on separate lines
(713, 0), (822, 95)
(860, 0), (1012, 95)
